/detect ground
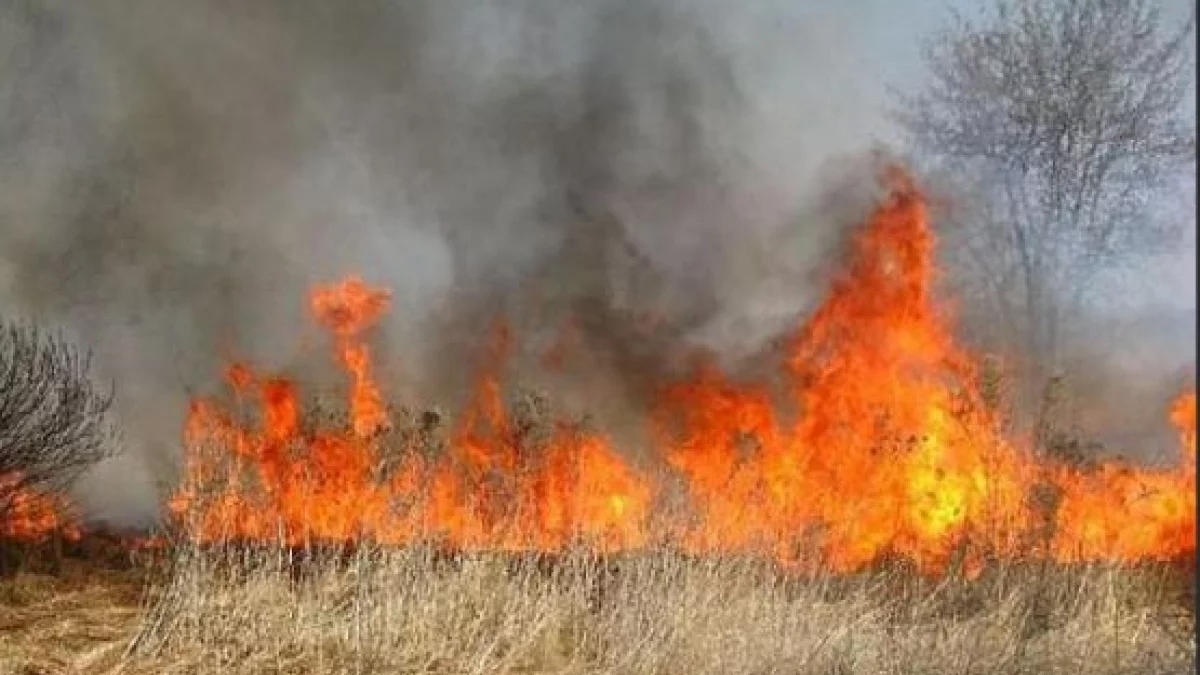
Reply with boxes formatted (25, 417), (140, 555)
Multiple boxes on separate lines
(0, 561), (141, 674)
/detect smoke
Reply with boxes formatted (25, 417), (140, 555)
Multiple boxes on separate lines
(0, 0), (896, 525)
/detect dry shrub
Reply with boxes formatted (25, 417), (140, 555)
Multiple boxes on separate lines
(0, 322), (119, 578)
(0, 322), (117, 497)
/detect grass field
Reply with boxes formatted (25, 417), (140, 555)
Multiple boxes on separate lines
(0, 541), (1193, 675)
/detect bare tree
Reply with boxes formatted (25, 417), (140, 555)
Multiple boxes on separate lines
(895, 0), (1195, 377)
(0, 321), (117, 519)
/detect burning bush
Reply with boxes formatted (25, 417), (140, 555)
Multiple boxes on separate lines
(0, 322), (117, 542)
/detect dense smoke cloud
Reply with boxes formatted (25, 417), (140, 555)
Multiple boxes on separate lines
(0, 0), (900, 524)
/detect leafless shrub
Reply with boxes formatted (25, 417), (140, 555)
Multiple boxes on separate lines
(0, 321), (118, 514)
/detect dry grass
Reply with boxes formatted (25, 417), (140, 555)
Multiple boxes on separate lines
(1, 390), (1193, 674)
(0, 560), (142, 674)
(15, 407), (1185, 674)
(0, 542), (1186, 675)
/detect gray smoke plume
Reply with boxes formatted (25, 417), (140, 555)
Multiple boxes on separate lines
(0, 0), (897, 525)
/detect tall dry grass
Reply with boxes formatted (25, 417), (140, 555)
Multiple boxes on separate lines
(114, 541), (1195, 675)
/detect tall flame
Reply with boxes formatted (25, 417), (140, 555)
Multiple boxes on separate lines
(169, 169), (1196, 575)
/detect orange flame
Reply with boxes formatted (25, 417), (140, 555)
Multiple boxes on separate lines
(1049, 391), (1196, 564)
(169, 168), (1196, 575)
(0, 474), (81, 543)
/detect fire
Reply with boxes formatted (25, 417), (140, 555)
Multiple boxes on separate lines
(0, 474), (81, 542)
(1049, 391), (1196, 564)
(169, 167), (1196, 575)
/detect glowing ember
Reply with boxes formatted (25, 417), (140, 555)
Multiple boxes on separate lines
(168, 168), (1196, 575)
